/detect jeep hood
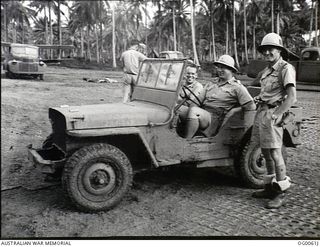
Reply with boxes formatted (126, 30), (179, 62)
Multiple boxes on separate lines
(49, 101), (171, 130)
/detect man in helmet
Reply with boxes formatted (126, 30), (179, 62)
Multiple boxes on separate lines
(251, 33), (297, 209)
(182, 55), (255, 139)
(120, 40), (147, 103)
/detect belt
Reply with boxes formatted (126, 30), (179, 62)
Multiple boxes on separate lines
(124, 72), (137, 75)
(258, 101), (282, 109)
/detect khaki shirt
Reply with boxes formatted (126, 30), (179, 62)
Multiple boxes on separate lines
(199, 77), (253, 112)
(257, 57), (296, 104)
(178, 81), (203, 105)
(120, 49), (147, 75)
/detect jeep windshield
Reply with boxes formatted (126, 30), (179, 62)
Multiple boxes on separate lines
(132, 59), (187, 109)
(10, 45), (39, 59)
(136, 59), (185, 91)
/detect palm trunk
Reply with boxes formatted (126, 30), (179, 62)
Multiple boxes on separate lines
(253, 17), (256, 59)
(4, 3), (8, 42)
(157, 2), (161, 53)
(226, 20), (229, 55)
(58, 0), (62, 59)
(190, 0), (199, 65)
(233, 1), (239, 69)
(276, 12), (280, 34)
(112, 8), (117, 68)
(87, 25), (91, 61)
(81, 28), (84, 57)
(271, 0), (274, 33)
(309, 0), (314, 46)
(99, 0), (103, 61)
(243, 0), (249, 64)
(211, 12), (217, 61)
(315, 0), (319, 47)
(95, 25), (100, 63)
(21, 19), (25, 43)
(48, 1), (53, 58)
(13, 22), (17, 43)
(173, 4), (177, 51)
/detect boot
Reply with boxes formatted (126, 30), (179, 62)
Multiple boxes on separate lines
(252, 184), (275, 199)
(265, 176), (291, 209)
(266, 192), (286, 209)
(252, 174), (275, 199)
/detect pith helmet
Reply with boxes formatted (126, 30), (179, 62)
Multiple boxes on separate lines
(213, 55), (238, 72)
(258, 33), (287, 54)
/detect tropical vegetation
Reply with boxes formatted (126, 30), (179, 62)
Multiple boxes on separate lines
(1, 0), (319, 67)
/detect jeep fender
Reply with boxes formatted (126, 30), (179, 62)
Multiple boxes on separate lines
(67, 127), (159, 168)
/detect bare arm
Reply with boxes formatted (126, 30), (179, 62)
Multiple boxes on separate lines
(242, 101), (256, 111)
(273, 85), (296, 117)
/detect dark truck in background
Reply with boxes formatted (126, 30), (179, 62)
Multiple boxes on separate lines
(247, 47), (320, 89)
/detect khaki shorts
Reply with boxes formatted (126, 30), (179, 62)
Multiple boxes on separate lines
(123, 73), (138, 86)
(251, 105), (284, 149)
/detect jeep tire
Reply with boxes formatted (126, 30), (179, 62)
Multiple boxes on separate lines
(238, 140), (287, 189)
(62, 143), (133, 212)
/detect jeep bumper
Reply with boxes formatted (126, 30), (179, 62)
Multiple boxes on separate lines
(28, 144), (66, 174)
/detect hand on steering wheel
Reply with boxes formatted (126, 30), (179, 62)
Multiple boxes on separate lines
(181, 86), (203, 107)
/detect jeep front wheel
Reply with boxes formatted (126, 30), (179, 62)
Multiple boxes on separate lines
(62, 143), (133, 212)
(238, 141), (287, 189)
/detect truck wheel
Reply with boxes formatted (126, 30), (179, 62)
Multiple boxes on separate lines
(62, 143), (133, 212)
(6, 70), (15, 79)
(39, 74), (44, 80)
(238, 141), (287, 189)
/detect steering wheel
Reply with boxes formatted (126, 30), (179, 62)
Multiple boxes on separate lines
(181, 85), (203, 107)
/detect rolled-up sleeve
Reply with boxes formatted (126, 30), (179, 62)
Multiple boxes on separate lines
(236, 85), (254, 106)
(281, 64), (296, 88)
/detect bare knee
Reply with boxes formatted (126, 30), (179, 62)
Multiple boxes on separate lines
(270, 148), (283, 162)
(188, 106), (202, 119)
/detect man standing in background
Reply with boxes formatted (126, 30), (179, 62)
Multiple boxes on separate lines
(120, 41), (147, 102)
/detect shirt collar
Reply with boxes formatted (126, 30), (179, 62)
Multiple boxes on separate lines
(217, 77), (235, 86)
(270, 57), (283, 71)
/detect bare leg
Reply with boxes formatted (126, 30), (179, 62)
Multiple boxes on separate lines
(183, 107), (210, 139)
(123, 84), (131, 103)
(270, 148), (286, 181)
(261, 148), (276, 175)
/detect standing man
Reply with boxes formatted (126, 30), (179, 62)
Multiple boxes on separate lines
(251, 33), (297, 209)
(120, 41), (147, 102)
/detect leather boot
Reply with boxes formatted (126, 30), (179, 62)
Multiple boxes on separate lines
(252, 184), (275, 199)
(265, 176), (291, 209)
(266, 192), (286, 209)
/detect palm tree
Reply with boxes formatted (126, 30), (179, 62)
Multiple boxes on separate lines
(190, 0), (199, 65)
(71, 1), (95, 61)
(29, 0), (49, 44)
(3, 1), (34, 43)
(232, 0), (239, 68)
(199, 0), (217, 61)
(1, 1), (8, 42)
(215, 0), (232, 55)
(243, 0), (248, 64)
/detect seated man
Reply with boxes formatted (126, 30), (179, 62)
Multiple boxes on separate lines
(183, 55), (255, 139)
(176, 66), (203, 121)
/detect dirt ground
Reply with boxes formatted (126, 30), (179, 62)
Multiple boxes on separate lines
(1, 66), (319, 238)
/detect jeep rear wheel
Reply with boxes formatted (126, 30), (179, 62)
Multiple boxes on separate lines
(238, 141), (287, 189)
(62, 143), (133, 212)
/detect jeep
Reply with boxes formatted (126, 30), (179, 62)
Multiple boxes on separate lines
(28, 58), (302, 212)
